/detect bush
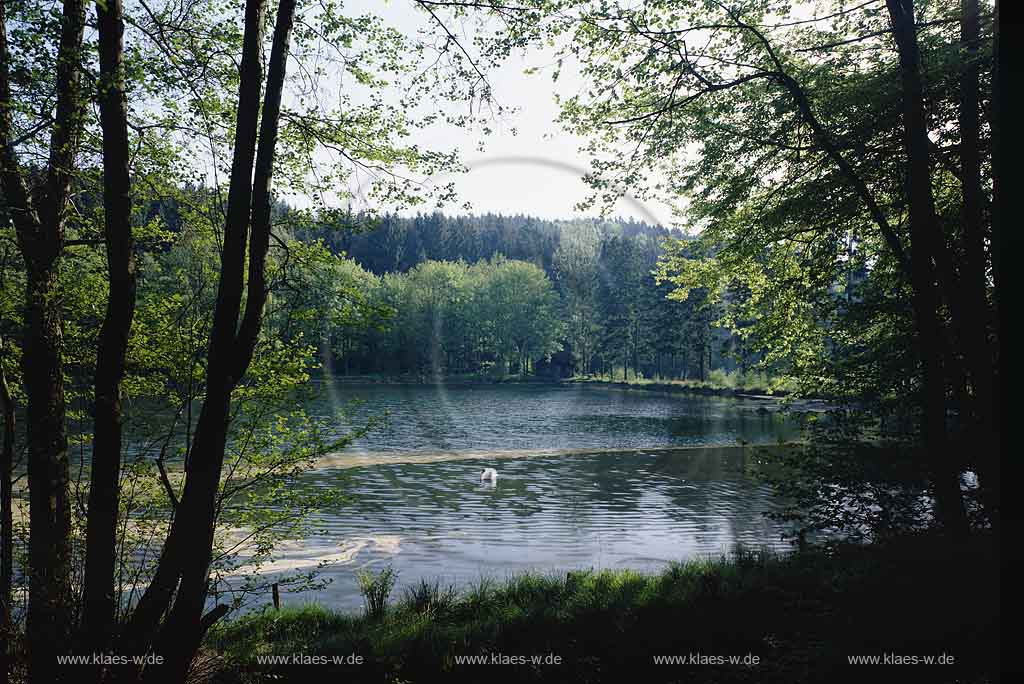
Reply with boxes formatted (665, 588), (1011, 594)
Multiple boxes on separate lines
(208, 535), (999, 684)
(708, 368), (735, 388)
(356, 565), (396, 619)
(403, 579), (457, 616)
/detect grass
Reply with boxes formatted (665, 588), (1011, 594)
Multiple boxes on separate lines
(205, 533), (998, 683)
(357, 566), (398, 619)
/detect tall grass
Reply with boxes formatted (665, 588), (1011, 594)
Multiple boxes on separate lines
(403, 579), (457, 616)
(208, 533), (998, 684)
(356, 565), (396, 619)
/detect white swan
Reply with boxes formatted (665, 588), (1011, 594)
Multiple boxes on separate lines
(480, 468), (498, 482)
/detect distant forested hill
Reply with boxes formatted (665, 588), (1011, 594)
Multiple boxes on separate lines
(296, 211), (678, 277)
(137, 200), (749, 380)
(277, 211), (761, 382)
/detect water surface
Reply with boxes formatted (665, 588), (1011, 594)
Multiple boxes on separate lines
(319, 382), (796, 455)
(222, 383), (800, 611)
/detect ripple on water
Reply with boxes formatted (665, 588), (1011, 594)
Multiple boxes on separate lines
(221, 444), (796, 612)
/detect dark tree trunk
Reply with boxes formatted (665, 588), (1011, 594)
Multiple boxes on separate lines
(990, 0), (1001, 298)
(0, 350), (14, 684)
(632, 320), (640, 380)
(120, 2), (297, 681)
(82, 0), (137, 658)
(957, 0), (998, 519)
(700, 325), (709, 382)
(886, 0), (968, 535)
(22, 255), (74, 684)
(0, 0), (87, 680)
(989, 0), (1003, 527)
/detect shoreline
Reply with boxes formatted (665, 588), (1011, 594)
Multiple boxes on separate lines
(560, 377), (792, 400)
(314, 372), (817, 399)
(207, 532), (998, 684)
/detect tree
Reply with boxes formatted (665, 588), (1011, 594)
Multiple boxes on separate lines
(0, 243), (18, 684)
(2, 0), (503, 680)
(0, 1), (87, 679)
(507, 0), (998, 530)
(82, 0), (138, 655)
(884, 0), (967, 533)
(553, 224), (602, 375)
(118, 2), (300, 678)
(597, 237), (646, 380)
(481, 257), (563, 376)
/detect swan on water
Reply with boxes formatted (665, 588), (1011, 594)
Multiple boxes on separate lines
(480, 468), (498, 481)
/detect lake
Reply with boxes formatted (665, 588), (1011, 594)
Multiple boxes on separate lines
(220, 382), (802, 611)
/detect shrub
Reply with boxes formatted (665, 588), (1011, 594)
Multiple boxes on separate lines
(404, 579), (457, 616)
(356, 565), (397, 619)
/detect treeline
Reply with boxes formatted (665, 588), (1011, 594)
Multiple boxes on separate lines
(290, 212), (752, 380)
(307, 212), (667, 276)
(314, 257), (561, 376)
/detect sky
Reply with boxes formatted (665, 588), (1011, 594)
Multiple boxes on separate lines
(339, 0), (677, 227)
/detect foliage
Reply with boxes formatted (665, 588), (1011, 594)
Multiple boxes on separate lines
(356, 565), (397, 619)
(2, 0), (523, 658)
(208, 533), (999, 683)
(404, 579), (458, 617)
(322, 255), (566, 377)
(301, 212), (765, 382)
(473, 0), (999, 533)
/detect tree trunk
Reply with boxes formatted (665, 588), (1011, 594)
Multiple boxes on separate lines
(886, 0), (968, 535)
(957, 0), (998, 519)
(0, 0), (87, 680)
(120, 0), (269, 659)
(990, 0), (1001, 297)
(0, 348), (15, 684)
(82, 0), (137, 657)
(125, 2), (297, 680)
(989, 0), (1003, 528)
(632, 320), (640, 380)
(22, 260), (74, 684)
(700, 327), (709, 382)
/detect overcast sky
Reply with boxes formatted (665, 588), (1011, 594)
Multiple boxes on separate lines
(338, 1), (677, 227)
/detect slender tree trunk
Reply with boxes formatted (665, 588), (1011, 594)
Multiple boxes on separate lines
(957, 0), (990, 387)
(632, 319), (640, 380)
(989, 0), (1002, 528)
(886, 0), (968, 535)
(990, 0), (1000, 298)
(0, 347), (14, 684)
(121, 0), (269, 660)
(957, 0), (998, 520)
(126, 3), (297, 681)
(1, 1), (87, 680)
(700, 325), (709, 382)
(82, 0), (137, 660)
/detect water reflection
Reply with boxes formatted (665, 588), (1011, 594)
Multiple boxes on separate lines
(225, 441), (796, 611)
(313, 383), (797, 456)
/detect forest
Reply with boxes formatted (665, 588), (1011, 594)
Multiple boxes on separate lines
(0, 0), (1005, 683)
(289, 212), (737, 381)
